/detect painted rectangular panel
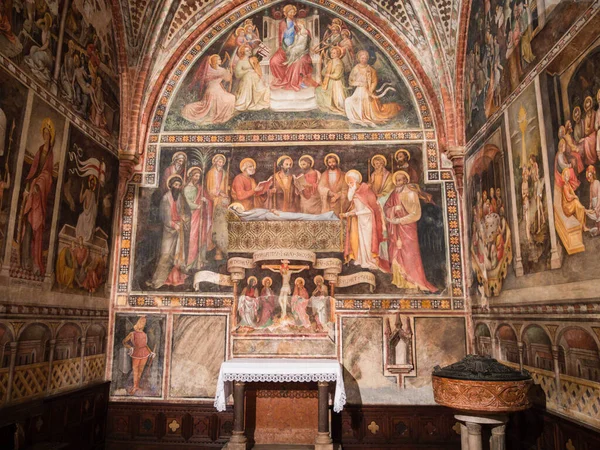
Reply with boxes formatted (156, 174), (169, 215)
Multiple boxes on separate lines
(51, 125), (119, 296)
(507, 82), (551, 275)
(406, 317), (466, 389)
(0, 67), (28, 259)
(466, 127), (513, 298)
(9, 96), (66, 282)
(169, 314), (227, 398)
(111, 314), (166, 398)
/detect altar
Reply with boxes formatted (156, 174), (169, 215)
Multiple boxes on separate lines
(215, 358), (345, 449)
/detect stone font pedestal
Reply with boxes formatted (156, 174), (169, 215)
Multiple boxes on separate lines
(455, 414), (508, 450)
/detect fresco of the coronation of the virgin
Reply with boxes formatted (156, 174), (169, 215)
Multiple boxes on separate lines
(134, 4), (447, 337)
(164, 3), (419, 131)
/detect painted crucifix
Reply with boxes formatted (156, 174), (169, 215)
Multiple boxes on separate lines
(261, 259), (309, 318)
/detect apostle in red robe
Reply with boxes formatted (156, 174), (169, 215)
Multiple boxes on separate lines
(231, 158), (270, 211)
(297, 155), (321, 214)
(20, 118), (55, 276)
(384, 171), (438, 292)
(184, 167), (213, 270)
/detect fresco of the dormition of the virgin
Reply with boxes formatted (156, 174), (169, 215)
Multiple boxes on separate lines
(164, 3), (420, 132)
(133, 145), (447, 309)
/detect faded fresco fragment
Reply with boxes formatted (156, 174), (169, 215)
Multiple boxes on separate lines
(165, 3), (419, 132)
(169, 315), (227, 398)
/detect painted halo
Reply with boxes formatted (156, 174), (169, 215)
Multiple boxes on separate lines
(299, 155), (315, 167)
(239, 157), (256, 171)
(277, 154), (293, 167)
(394, 149), (411, 161)
(166, 174), (184, 187)
(187, 166), (202, 178)
(371, 154), (388, 168)
(323, 153), (340, 165)
(212, 153), (226, 165)
(41, 118), (56, 145)
(392, 170), (410, 182)
(345, 169), (363, 184)
(172, 151), (187, 162)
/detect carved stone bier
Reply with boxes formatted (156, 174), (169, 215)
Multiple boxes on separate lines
(432, 355), (533, 413)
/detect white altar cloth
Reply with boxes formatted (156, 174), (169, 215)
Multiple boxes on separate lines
(214, 358), (346, 413)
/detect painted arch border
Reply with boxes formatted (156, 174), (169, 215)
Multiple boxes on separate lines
(147, 0), (437, 138)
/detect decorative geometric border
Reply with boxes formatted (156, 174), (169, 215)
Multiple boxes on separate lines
(126, 296), (233, 308)
(0, 55), (118, 154)
(426, 141), (439, 170)
(0, 304), (109, 318)
(115, 295), (466, 311)
(117, 184), (136, 293)
(473, 302), (600, 317)
(445, 182), (463, 297)
(335, 298), (460, 310)
(465, 1), (600, 151)
(149, 0), (435, 134)
(152, 130), (428, 144)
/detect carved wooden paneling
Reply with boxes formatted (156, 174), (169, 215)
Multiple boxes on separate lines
(107, 402), (233, 449)
(0, 382), (109, 450)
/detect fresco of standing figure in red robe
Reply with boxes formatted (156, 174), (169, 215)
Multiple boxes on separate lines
(19, 118), (56, 276)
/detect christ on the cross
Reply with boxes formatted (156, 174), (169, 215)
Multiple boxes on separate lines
(261, 259), (310, 318)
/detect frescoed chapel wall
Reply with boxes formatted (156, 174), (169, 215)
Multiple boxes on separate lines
(465, 10), (600, 430)
(107, 1), (467, 406)
(0, 0), (119, 406)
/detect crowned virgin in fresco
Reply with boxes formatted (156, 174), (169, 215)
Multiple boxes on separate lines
(164, 3), (420, 131)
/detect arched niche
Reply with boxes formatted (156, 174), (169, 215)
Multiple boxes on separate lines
(86, 324), (107, 356)
(474, 323), (492, 357)
(17, 323), (52, 366)
(495, 324), (518, 365)
(55, 323), (83, 361)
(0, 323), (14, 369)
(558, 327), (600, 382)
(521, 325), (552, 371)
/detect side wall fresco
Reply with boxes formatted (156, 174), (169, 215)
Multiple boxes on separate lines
(107, 1), (468, 408)
(0, 0), (119, 407)
(466, 8), (600, 430)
